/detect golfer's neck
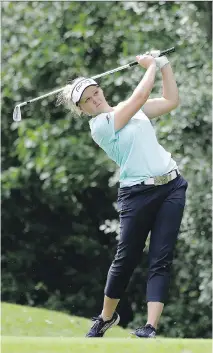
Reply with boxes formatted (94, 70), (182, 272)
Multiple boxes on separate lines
(100, 104), (114, 113)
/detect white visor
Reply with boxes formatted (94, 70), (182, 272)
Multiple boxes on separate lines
(71, 78), (98, 104)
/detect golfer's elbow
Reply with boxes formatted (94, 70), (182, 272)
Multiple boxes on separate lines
(165, 93), (180, 110)
(172, 95), (180, 109)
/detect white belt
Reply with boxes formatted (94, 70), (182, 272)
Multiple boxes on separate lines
(144, 168), (180, 186)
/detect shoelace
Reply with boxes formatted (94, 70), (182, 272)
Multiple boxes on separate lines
(135, 324), (155, 333)
(92, 316), (102, 321)
(90, 316), (105, 333)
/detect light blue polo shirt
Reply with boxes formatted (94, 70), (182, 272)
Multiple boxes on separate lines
(89, 110), (177, 187)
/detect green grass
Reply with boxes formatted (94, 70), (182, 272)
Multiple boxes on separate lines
(1, 302), (126, 337)
(1, 302), (212, 353)
(2, 337), (212, 353)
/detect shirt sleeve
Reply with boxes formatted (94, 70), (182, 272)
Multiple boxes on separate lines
(89, 112), (118, 148)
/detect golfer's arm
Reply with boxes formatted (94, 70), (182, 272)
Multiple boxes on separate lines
(142, 63), (179, 119)
(114, 62), (156, 131)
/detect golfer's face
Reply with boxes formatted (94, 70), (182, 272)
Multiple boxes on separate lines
(79, 86), (106, 115)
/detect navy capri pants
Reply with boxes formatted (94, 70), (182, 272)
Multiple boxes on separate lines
(104, 174), (188, 303)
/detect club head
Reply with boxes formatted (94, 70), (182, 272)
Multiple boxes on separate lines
(13, 105), (22, 122)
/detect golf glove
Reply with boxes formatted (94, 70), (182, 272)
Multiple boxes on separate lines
(146, 50), (169, 69)
(155, 56), (169, 69)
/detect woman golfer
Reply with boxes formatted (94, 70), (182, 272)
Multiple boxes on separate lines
(57, 53), (188, 338)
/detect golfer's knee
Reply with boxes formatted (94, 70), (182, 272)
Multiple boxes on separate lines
(149, 256), (173, 274)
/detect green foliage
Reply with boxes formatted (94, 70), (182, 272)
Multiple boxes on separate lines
(2, 1), (212, 339)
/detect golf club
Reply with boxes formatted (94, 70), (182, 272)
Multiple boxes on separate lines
(13, 47), (175, 122)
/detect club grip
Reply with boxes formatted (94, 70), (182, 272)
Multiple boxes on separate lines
(159, 47), (175, 57)
(129, 47), (175, 67)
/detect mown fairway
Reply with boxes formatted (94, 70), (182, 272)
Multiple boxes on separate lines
(2, 303), (212, 353)
(2, 336), (212, 353)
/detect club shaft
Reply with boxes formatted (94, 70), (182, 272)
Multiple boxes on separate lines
(15, 47), (175, 107)
(93, 47), (175, 78)
(25, 87), (64, 105)
(92, 63), (131, 79)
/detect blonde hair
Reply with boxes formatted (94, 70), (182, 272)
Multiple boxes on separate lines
(56, 77), (86, 117)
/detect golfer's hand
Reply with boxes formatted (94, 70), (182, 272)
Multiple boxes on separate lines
(145, 50), (160, 58)
(145, 50), (169, 69)
(136, 54), (156, 69)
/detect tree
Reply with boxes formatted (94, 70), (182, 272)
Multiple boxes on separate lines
(2, 1), (211, 337)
